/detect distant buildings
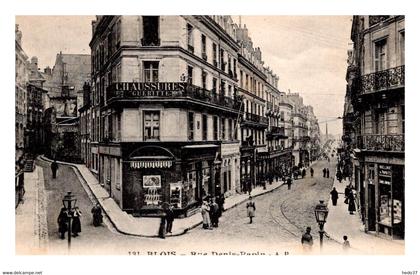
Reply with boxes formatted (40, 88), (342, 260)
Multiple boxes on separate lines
(15, 24), (28, 165)
(342, 16), (404, 240)
(42, 52), (91, 162)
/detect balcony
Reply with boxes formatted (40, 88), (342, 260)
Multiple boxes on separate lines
(106, 82), (242, 112)
(267, 126), (287, 140)
(141, 38), (161, 47)
(357, 134), (404, 152)
(242, 112), (269, 127)
(361, 66), (404, 95)
(369, 16), (390, 27)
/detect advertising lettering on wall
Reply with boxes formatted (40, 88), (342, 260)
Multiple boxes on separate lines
(143, 175), (161, 206)
(170, 182), (182, 208)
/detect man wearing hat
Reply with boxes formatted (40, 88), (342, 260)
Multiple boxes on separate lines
(301, 226), (314, 250)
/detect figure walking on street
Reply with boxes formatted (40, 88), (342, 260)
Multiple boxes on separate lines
(57, 207), (68, 240)
(322, 168), (326, 178)
(158, 211), (167, 239)
(246, 196), (256, 224)
(72, 207), (82, 237)
(344, 185), (351, 204)
(301, 226), (314, 250)
(165, 205), (175, 234)
(210, 198), (220, 228)
(287, 177), (292, 190)
(51, 160), (58, 179)
(302, 168), (306, 178)
(310, 167), (314, 177)
(216, 194), (225, 217)
(343, 235), (350, 250)
(326, 168), (330, 178)
(348, 190), (356, 215)
(91, 203), (103, 226)
(201, 200), (211, 229)
(330, 187), (339, 206)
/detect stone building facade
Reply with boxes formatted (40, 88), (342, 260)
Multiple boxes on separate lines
(342, 15), (404, 240)
(84, 15), (319, 216)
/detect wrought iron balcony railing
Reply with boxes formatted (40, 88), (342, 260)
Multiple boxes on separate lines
(106, 82), (242, 111)
(243, 112), (269, 125)
(361, 65), (404, 94)
(267, 126), (287, 140)
(357, 134), (404, 152)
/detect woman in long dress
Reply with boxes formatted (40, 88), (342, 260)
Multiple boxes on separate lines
(201, 200), (211, 229)
(72, 207), (82, 237)
(246, 196), (256, 224)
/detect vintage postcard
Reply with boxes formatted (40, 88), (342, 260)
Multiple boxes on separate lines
(14, 15), (405, 259)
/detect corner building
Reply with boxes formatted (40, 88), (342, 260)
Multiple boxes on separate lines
(89, 16), (242, 216)
(343, 16), (404, 239)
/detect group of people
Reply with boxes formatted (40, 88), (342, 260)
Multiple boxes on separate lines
(330, 185), (356, 214)
(57, 202), (103, 240)
(200, 195), (225, 230)
(301, 226), (350, 251)
(57, 206), (82, 239)
(158, 203), (175, 239)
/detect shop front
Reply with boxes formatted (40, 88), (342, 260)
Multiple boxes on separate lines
(363, 161), (405, 240)
(121, 142), (220, 217)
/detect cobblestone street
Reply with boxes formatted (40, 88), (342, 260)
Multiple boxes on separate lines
(35, 158), (346, 255)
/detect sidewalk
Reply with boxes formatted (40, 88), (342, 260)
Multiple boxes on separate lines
(15, 166), (48, 254)
(324, 177), (404, 254)
(39, 155), (285, 238)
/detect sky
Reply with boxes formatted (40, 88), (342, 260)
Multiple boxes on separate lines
(15, 15), (352, 136)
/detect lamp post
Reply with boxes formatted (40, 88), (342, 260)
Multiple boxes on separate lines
(314, 200), (329, 249)
(62, 191), (77, 251)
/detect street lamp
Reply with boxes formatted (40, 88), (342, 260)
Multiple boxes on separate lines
(62, 191), (77, 251)
(314, 200), (329, 249)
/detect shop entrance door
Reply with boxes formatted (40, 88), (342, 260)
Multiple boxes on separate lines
(368, 184), (376, 231)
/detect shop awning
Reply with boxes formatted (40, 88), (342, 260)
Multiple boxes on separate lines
(129, 156), (173, 169)
(182, 144), (219, 149)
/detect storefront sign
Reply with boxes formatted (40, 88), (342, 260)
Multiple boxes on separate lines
(393, 199), (402, 223)
(143, 175), (162, 206)
(143, 175), (161, 188)
(170, 182), (182, 208)
(110, 82), (187, 98)
(379, 165), (392, 177)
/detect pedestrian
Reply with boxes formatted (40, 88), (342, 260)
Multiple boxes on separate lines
(301, 226), (314, 250)
(330, 187), (339, 206)
(165, 204), (175, 234)
(216, 194), (225, 217)
(201, 200), (211, 229)
(337, 169), (343, 183)
(51, 160), (58, 179)
(57, 207), (68, 240)
(72, 207), (82, 237)
(246, 196), (256, 224)
(210, 198), (220, 228)
(322, 168), (326, 178)
(348, 190), (356, 215)
(268, 173), (274, 185)
(343, 235), (350, 250)
(310, 167), (314, 177)
(287, 177), (292, 190)
(302, 168), (306, 178)
(344, 185), (351, 204)
(91, 203), (103, 226)
(326, 168), (330, 178)
(158, 210), (166, 239)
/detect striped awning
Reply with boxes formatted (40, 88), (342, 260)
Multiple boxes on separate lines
(130, 160), (173, 169)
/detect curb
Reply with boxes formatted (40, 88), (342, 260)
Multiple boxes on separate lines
(38, 155), (285, 238)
